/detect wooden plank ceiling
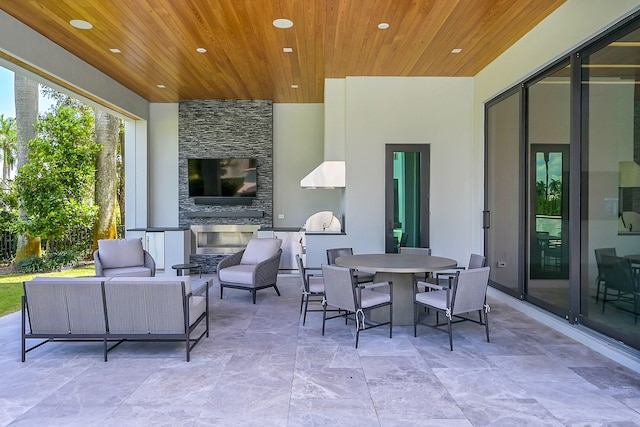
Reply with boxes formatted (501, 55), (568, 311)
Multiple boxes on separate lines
(1, 0), (566, 104)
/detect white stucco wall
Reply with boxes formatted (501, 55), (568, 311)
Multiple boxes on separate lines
(273, 103), (342, 228)
(148, 103), (179, 227)
(341, 76), (475, 265)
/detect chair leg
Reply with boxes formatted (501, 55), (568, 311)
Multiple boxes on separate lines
(447, 317), (453, 351)
(299, 294), (304, 314)
(413, 302), (418, 337)
(322, 303), (327, 336)
(595, 277), (601, 303)
(252, 290), (257, 304)
(220, 286), (224, 299)
(273, 284), (281, 296)
(484, 310), (490, 343)
(355, 324), (360, 348)
(302, 295), (310, 326)
(389, 303), (393, 339)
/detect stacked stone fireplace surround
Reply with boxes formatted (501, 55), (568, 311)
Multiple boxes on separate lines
(178, 100), (273, 273)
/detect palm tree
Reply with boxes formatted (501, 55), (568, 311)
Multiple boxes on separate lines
(0, 114), (17, 188)
(93, 108), (121, 249)
(14, 74), (41, 260)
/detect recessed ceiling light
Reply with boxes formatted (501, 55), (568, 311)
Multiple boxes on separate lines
(69, 19), (93, 30)
(283, 47), (293, 53)
(196, 47), (207, 53)
(291, 85), (299, 89)
(109, 48), (121, 54)
(451, 48), (463, 54)
(378, 22), (390, 30)
(273, 18), (293, 29)
(157, 84), (166, 89)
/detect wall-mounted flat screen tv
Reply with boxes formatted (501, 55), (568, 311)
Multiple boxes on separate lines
(188, 158), (257, 198)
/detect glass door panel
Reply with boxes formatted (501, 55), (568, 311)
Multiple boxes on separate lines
(580, 25), (640, 347)
(486, 90), (521, 296)
(385, 145), (430, 253)
(526, 63), (571, 316)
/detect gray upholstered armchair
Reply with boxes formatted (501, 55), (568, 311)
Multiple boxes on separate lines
(218, 238), (282, 304)
(94, 238), (156, 277)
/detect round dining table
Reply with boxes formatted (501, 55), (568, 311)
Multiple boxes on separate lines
(335, 253), (457, 325)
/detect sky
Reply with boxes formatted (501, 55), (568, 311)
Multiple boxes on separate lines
(0, 66), (56, 118)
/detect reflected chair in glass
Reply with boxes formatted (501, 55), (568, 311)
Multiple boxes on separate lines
(594, 247), (617, 303)
(600, 255), (639, 323)
(296, 254), (325, 325)
(326, 248), (375, 284)
(321, 264), (393, 348)
(413, 266), (491, 351)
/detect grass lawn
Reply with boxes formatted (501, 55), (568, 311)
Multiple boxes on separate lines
(0, 265), (96, 317)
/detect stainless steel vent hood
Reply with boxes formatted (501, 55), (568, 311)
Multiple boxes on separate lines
(300, 160), (345, 188)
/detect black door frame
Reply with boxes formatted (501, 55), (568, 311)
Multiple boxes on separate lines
(384, 144), (430, 253)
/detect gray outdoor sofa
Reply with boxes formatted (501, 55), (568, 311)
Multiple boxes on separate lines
(21, 276), (209, 362)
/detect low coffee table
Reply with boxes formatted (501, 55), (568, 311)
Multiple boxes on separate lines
(172, 263), (202, 277)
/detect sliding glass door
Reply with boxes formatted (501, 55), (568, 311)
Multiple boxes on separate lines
(579, 24), (640, 347)
(485, 13), (640, 350)
(525, 63), (571, 316)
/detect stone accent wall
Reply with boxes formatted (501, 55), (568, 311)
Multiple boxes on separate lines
(178, 100), (273, 271)
(178, 100), (273, 228)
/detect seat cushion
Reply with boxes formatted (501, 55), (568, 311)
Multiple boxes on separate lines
(218, 264), (257, 286)
(103, 266), (153, 277)
(359, 289), (390, 309)
(415, 289), (448, 310)
(240, 238), (282, 265)
(308, 276), (325, 294)
(98, 238), (145, 269)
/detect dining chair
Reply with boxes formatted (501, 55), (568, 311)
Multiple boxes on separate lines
(399, 247), (432, 255)
(296, 254), (325, 325)
(594, 248), (617, 303)
(321, 264), (393, 348)
(599, 255), (639, 323)
(399, 247), (432, 281)
(425, 253), (486, 287)
(413, 266), (491, 351)
(326, 247), (375, 284)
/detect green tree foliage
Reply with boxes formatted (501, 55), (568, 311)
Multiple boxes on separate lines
(536, 178), (562, 216)
(0, 114), (17, 186)
(0, 182), (18, 230)
(13, 105), (100, 251)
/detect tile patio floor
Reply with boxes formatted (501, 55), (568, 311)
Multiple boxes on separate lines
(1, 274), (640, 426)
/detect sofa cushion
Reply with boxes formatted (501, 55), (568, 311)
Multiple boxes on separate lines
(103, 266), (153, 278)
(218, 264), (257, 286)
(240, 238), (282, 265)
(98, 238), (145, 269)
(109, 276), (192, 295)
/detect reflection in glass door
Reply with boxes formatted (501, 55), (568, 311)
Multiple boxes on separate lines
(530, 145), (569, 281)
(525, 63), (571, 316)
(385, 144), (430, 253)
(579, 23), (640, 348)
(528, 145), (570, 311)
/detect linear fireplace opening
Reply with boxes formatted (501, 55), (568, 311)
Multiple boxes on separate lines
(191, 224), (259, 255)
